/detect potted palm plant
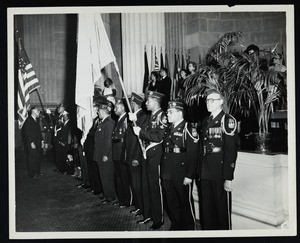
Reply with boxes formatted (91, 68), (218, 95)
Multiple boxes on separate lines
(183, 32), (287, 153)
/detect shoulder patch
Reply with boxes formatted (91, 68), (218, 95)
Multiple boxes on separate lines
(221, 114), (237, 136)
(185, 123), (199, 142)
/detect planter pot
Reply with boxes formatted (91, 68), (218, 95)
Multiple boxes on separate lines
(253, 133), (272, 153)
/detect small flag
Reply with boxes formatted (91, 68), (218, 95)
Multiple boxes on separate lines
(165, 52), (169, 75)
(181, 51), (185, 71)
(154, 47), (160, 72)
(17, 38), (41, 129)
(186, 50), (191, 70)
(160, 47), (164, 70)
(143, 46), (150, 92)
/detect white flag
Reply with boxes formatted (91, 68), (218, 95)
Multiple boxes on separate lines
(76, 13), (116, 145)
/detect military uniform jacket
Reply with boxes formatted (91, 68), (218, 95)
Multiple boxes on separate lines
(199, 110), (238, 181)
(139, 109), (168, 159)
(124, 109), (148, 165)
(59, 120), (73, 153)
(84, 117), (99, 158)
(112, 114), (127, 161)
(22, 116), (43, 152)
(93, 116), (115, 163)
(161, 121), (199, 181)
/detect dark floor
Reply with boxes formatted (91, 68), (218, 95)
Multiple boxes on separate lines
(15, 148), (172, 232)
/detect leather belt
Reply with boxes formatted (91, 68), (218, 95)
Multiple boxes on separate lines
(112, 138), (124, 143)
(203, 146), (223, 155)
(164, 147), (186, 153)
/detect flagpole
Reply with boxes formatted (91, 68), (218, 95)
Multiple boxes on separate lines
(113, 60), (147, 159)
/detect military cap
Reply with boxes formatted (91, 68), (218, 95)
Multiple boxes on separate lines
(99, 100), (113, 112)
(147, 91), (165, 100)
(168, 100), (185, 111)
(131, 92), (144, 106)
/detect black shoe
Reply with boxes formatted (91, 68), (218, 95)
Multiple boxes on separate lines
(92, 191), (100, 196)
(101, 199), (110, 205)
(98, 193), (104, 199)
(137, 218), (151, 225)
(76, 183), (84, 188)
(119, 203), (128, 208)
(38, 172), (45, 176)
(135, 212), (142, 217)
(86, 189), (93, 192)
(29, 174), (38, 179)
(113, 201), (119, 206)
(53, 169), (60, 172)
(130, 208), (141, 214)
(82, 184), (91, 189)
(150, 221), (164, 230)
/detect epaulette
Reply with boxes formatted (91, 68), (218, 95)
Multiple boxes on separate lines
(221, 113), (237, 136)
(184, 122), (199, 143)
(158, 112), (168, 129)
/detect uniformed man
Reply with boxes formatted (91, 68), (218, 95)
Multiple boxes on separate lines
(112, 98), (131, 208)
(161, 100), (199, 230)
(58, 111), (73, 174)
(53, 103), (65, 172)
(93, 100), (116, 204)
(197, 89), (238, 230)
(132, 91), (168, 230)
(84, 100), (103, 196)
(125, 92), (148, 216)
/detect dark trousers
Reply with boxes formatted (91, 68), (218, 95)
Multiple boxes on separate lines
(88, 160), (103, 193)
(114, 160), (131, 205)
(142, 146), (164, 224)
(163, 180), (195, 230)
(200, 179), (231, 230)
(129, 163), (143, 211)
(78, 145), (90, 186)
(26, 147), (41, 176)
(57, 144), (69, 173)
(98, 160), (116, 201)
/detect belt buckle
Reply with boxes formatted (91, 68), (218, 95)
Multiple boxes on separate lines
(173, 147), (180, 153)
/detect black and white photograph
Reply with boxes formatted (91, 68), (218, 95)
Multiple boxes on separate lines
(7, 5), (296, 239)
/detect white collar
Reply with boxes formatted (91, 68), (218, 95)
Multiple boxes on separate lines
(173, 119), (184, 128)
(133, 108), (142, 115)
(211, 109), (222, 119)
(152, 108), (161, 116)
(118, 113), (126, 121)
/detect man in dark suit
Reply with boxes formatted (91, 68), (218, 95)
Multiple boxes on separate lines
(93, 100), (116, 204)
(58, 111), (73, 174)
(112, 98), (131, 208)
(197, 89), (238, 230)
(53, 103), (65, 172)
(161, 100), (199, 230)
(22, 106), (44, 178)
(133, 91), (168, 230)
(84, 101), (103, 196)
(159, 67), (172, 111)
(125, 92), (148, 216)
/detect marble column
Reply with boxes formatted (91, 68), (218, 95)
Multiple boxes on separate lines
(121, 13), (165, 95)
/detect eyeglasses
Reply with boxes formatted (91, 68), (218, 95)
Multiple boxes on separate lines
(206, 98), (221, 104)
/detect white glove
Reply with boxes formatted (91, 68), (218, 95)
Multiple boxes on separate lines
(46, 108), (51, 115)
(67, 154), (73, 161)
(133, 126), (141, 136)
(183, 177), (192, 185)
(224, 180), (233, 192)
(128, 112), (137, 122)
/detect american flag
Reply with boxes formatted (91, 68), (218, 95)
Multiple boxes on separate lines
(17, 39), (40, 129)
